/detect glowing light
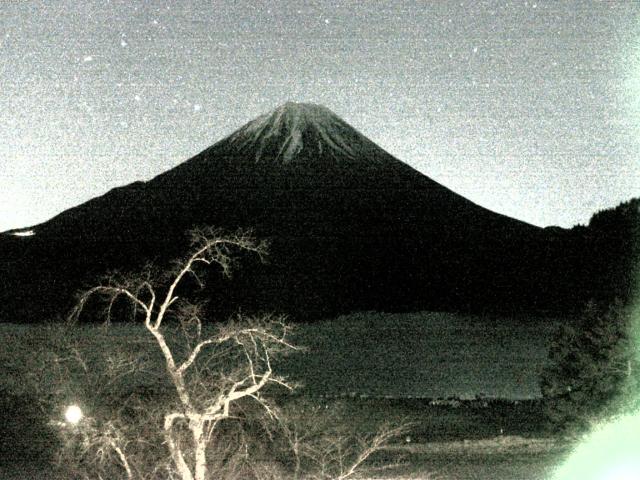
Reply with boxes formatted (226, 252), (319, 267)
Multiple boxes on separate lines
(64, 405), (83, 424)
(552, 412), (640, 480)
(11, 229), (35, 237)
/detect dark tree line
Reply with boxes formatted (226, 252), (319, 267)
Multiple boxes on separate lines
(566, 197), (639, 309)
(540, 198), (640, 432)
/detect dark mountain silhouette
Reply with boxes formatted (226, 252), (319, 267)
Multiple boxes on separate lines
(0, 103), (633, 322)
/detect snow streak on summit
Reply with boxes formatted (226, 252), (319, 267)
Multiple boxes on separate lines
(226, 102), (383, 165)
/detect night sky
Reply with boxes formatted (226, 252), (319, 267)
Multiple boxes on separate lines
(2, 0), (639, 232)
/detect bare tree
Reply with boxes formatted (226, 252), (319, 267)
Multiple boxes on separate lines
(56, 227), (407, 480)
(284, 400), (410, 480)
(70, 228), (298, 480)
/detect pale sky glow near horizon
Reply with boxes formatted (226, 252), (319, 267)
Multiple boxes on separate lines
(1, 0), (639, 232)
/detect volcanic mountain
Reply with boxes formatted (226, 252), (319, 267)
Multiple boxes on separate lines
(1, 102), (556, 322)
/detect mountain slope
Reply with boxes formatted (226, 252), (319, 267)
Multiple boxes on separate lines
(1, 103), (553, 322)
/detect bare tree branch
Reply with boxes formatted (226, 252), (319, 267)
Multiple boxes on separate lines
(59, 227), (404, 480)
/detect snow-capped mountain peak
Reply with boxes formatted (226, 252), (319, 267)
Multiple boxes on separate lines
(227, 102), (377, 164)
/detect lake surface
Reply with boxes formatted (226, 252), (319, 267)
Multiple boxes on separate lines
(280, 311), (560, 399)
(0, 311), (561, 400)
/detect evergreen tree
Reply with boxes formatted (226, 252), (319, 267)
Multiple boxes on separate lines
(540, 300), (639, 432)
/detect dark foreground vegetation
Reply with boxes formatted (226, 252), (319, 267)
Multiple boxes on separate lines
(541, 300), (640, 433)
(1, 388), (571, 480)
(0, 313), (573, 480)
(2, 299), (630, 479)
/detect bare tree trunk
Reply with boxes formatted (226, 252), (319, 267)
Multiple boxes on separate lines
(165, 414), (194, 480)
(191, 416), (208, 480)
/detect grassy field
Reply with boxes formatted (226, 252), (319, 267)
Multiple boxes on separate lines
(0, 395), (573, 480)
(0, 312), (571, 479)
(369, 437), (571, 480)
